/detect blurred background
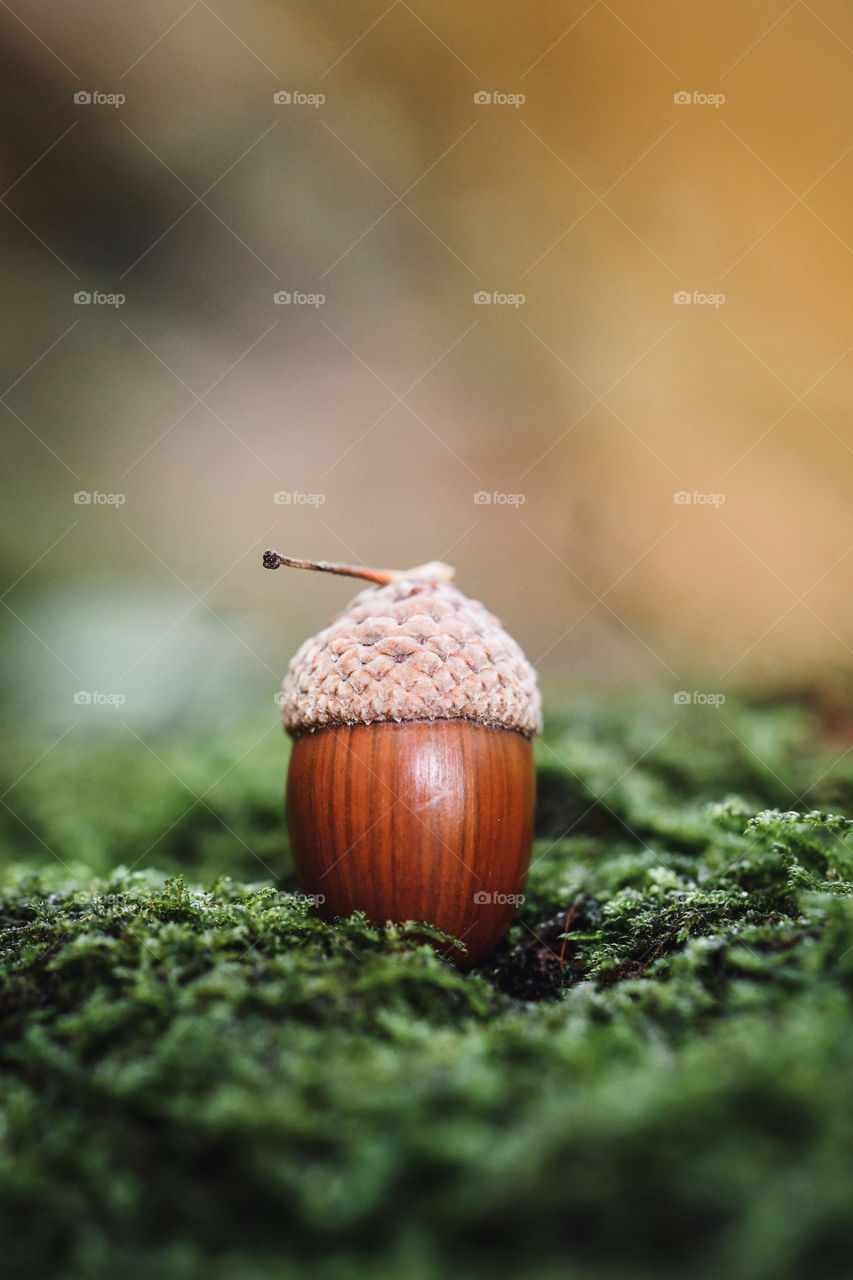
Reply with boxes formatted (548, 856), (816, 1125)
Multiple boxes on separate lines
(2, 0), (853, 744)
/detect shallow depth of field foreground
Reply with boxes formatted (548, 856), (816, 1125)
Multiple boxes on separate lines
(4, 692), (853, 1279)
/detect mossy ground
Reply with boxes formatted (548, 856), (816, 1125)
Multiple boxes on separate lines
(3, 694), (853, 1279)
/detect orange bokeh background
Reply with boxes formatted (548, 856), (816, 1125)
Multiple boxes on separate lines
(2, 1), (852, 728)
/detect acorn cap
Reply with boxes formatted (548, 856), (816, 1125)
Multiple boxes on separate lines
(280, 574), (542, 739)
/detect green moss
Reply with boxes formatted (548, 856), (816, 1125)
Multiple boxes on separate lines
(3, 694), (853, 1279)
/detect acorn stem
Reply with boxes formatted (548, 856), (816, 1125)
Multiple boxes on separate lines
(263, 550), (397, 586)
(263, 549), (455, 585)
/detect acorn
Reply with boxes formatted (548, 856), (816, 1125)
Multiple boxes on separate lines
(263, 550), (541, 966)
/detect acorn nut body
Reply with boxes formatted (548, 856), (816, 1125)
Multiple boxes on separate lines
(269, 557), (541, 966)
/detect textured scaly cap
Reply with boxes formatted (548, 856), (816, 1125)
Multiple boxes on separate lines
(280, 574), (542, 738)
